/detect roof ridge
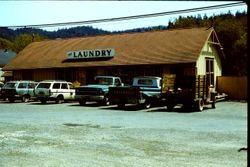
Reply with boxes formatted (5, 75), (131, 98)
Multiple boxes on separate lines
(34, 26), (211, 43)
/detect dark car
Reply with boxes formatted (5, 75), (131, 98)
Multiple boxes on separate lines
(1, 80), (37, 102)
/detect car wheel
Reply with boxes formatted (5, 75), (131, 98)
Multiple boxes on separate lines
(144, 100), (151, 109)
(166, 104), (174, 111)
(8, 98), (15, 103)
(103, 96), (110, 106)
(79, 100), (86, 106)
(195, 99), (204, 111)
(56, 96), (64, 104)
(22, 95), (30, 103)
(41, 99), (47, 104)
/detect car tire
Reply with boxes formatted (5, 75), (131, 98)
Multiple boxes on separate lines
(166, 104), (174, 111)
(22, 95), (30, 103)
(8, 98), (15, 103)
(56, 96), (64, 104)
(144, 100), (151, 109)
(41, 99), (47, 104)
(79, 100), (86, 106)
(195, 99), (204, 111)
(102, 96), (110, 106)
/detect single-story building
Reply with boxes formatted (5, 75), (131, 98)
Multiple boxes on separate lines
(3, 27), (224, 87)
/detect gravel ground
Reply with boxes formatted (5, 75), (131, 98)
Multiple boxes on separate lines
(0, 101), (247, 167)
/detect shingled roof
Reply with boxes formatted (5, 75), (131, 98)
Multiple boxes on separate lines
(4, 27), (217, 70)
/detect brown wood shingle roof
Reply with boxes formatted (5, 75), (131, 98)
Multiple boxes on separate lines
(4, 27), (214, 70)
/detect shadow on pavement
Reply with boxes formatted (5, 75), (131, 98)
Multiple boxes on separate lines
(147, 106), (212, 113)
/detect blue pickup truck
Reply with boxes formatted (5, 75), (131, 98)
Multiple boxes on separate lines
(109, 76), (162, 109)
(75, 76), (124, 106)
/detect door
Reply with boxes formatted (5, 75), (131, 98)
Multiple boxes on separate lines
(206, 58), (214, 86)
(28, 82), (36, 97)
(61, 83), (74, 100)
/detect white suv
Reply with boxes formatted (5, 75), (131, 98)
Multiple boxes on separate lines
(34, 80), (75, 104)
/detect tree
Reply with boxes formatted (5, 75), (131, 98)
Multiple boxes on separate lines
(232, 32), (247, 76)
(13, 33), (46, 53)
(0, 38), (14, 50)
(167, 11), (247, 76)
(214, 19), (246, 76)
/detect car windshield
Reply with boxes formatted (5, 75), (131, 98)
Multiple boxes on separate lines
(3, 82), (17, 88)
(37, 83), (51, 89)
(94, 78), (113, 85)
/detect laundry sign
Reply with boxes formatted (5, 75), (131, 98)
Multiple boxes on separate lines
(67, 48), (115, 59)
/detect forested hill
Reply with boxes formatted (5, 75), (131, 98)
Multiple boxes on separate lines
(0, 11), (247, 76)
(0, 26), (110, 41)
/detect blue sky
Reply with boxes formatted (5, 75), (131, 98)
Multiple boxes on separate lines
(0, 1), (247, 31)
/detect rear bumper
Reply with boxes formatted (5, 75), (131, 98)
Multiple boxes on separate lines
(109, 96), (145, 105)
(75, 95), (105, 102)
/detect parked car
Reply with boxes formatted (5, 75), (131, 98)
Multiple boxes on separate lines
(0, 80), (37, 102)
(34, 80), (75, 104)
(75, 76), (124, 106)
(109, 76), (162, 109)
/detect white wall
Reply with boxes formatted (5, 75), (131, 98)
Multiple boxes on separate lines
(196, 38), (222, 87)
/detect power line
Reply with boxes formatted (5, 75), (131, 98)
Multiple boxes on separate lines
(3, 2), (246, 29)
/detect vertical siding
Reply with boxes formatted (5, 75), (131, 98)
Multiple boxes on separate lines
(13, 71), (22, 80)
(196, 38), (222, 87)
(162, 66), (171, 75)
(97, 68), (105, 76)
(33, 69), (55, 81)
(78, 70), (86, 85)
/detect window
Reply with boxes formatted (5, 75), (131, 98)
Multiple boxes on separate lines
(28, 83), (36, 88)
(69, 83), (74, 89)
(3, 82), (17, 88)
(138, 79), (153, 86)
(95, 78), (113, 85)
(61, 83), (68, 89)
(53, 83), (61, 89)
(115, 79), (121, 86)
(206, 58), (214, 86)
(37, 83), (51, 89)
(18, 83), (27, 88)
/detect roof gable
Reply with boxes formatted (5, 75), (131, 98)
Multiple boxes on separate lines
(4, 27), (216, 70)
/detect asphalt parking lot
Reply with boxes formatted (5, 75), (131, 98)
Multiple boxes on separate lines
(0, 100), (247, 167)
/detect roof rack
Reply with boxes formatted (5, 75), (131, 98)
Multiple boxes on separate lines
(40, 80), (67, 82)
